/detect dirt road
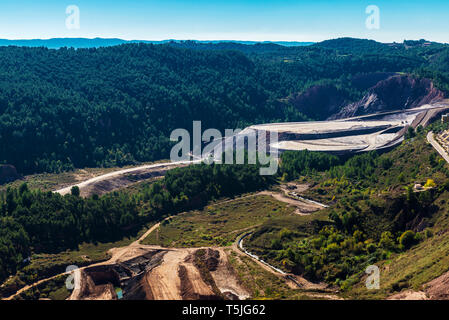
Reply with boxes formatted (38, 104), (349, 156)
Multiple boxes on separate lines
(5, 185), (329, 300)
(210, 183), (327, 216)
(234, 232), (341, 299)
(260, 191), (324, 215)
(427, 131), (449, 164)
(54, 159), (201, 197)
(145, 249), (188, 300)
(4, 216), (169, 300)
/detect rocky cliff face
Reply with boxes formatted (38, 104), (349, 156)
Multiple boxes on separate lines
(329, 75), (445, 119)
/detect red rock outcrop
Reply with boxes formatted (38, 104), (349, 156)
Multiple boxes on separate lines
(330, 75), (445, 119)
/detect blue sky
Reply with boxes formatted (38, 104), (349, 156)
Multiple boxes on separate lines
(0, 0), (448, 43)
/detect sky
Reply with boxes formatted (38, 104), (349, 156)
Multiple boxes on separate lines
(0, 0), (448, 43)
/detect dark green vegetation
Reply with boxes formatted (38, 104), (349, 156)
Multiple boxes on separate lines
(3, 37), (449, 300)
(0, 162), (273, 291)
(13, 274), (70, 300)
(2, 38), (449, 174)
(247, 127), (449, 295)
(143, 195), (295, 247)
(226, 249), (317, 300)
(279, 150), (340, 181)
(0, 38), (314, 50)
(0, 184), (142, 284)
(0, 44), (305, 174)
(141, 162), (274, 217)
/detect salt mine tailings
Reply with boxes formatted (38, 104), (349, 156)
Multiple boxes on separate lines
(243, 102), (449, 156)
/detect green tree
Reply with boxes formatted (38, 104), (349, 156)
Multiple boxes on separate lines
(71, 186), (80, 197)
(399, 230), (416, 250)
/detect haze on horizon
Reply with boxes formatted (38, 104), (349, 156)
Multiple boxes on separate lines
(0, 0), (448, 44)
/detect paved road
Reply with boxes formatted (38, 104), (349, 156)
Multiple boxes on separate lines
(427, 131), (449, 164)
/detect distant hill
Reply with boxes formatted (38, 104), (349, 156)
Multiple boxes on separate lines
(0, 38), (133, 49)
(314, 37), (447, 54)
(315, 37), (388, 50)
(1, 38), (448, 174)
(0, 38), (313, 49)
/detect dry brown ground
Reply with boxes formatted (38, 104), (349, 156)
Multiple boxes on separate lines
(145, 249), (188, 300)
(388, 269), (449, 300)
(211, 248), (251, 300)
(7, 183), (328, 300)
(55, 160), (197, 197)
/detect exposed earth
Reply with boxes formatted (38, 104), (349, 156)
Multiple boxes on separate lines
(6, 97), (449, 301)
(6, 182), (336, 300)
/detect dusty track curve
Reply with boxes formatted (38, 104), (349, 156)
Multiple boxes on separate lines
(5, 186), (330, 300)
(427, 131), (449, 164)
(54, 159), (201, 196)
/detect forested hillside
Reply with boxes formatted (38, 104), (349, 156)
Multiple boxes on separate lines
(246, 124), (449, 295)
(1, 38), (449, 174)
(0, 161), (273, 284)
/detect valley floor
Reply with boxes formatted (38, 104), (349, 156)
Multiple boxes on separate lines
(5, 127), (449, 301)
(4, 182), (337, 301)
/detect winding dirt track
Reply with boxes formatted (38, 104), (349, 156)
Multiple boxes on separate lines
(234, 233), (332, 293)
(259, 191), (324, 215)
(5, 181), (329, 300)
(3, 217), (169, 300)
(427, 131), (449, 164)
(54, 159), (201, 196)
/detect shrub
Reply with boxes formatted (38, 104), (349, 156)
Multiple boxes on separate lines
(379, 157), (393, 170)
(379, 231), (395, 250)
(366, 243), (377, 254)
(353, 230), (364, 243)
(70, 186), (80, 196)
(399, 230), (416, 250)
(423, 229), (433, 239)
(424, 179), (436, 188)
(405, 126), (416, 139)
(271, 238), (282, 250)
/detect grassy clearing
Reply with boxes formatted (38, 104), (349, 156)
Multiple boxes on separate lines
(142, 195), (296, 247)
(0, 167), (118, 193)
(0, 159), (170, 193)
(345, 190), (449, 299)
(226, 249), (319, 300)
(244, 210), (330, 270)
(246, 209), (330, 253)
(14, 274), (70, 300)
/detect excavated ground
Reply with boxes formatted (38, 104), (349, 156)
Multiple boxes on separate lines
(69, 247), (249, 300)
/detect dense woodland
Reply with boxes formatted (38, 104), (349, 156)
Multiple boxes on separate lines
(2, 38), (449, 291)
(248, 127), (449, 289)
(0, 161), (273, 283)
(1, 38), (449, 174)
